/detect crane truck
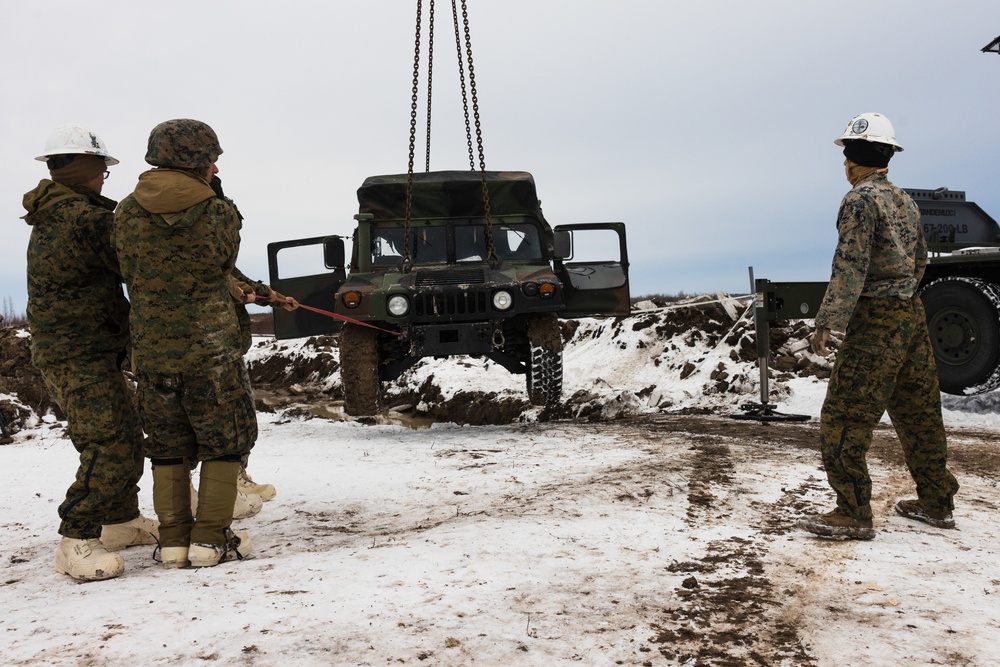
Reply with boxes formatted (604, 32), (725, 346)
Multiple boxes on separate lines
(751, 187), (1000, 412)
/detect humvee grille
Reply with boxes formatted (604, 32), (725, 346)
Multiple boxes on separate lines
(414, 290), (490, 317)
(414, 268), (485, 286)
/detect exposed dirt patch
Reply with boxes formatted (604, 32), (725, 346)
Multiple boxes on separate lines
(247, 335), (341, 389)
(391, 386), (529, 425)
(0, 328), (57, 433)
(578, 414), (994, 666)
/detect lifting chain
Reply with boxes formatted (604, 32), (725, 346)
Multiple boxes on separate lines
(424, 0), (435, 173)
(402, 0), (424, 271)
(404, 0), (499, 270)
(450, 0), (475, 170)
(458, 0), (500, 267)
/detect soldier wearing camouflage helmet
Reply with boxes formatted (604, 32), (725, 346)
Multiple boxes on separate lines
(797, 112), (960, 540)
(113, 119), (254, 568)
(22, 123), (159, 581)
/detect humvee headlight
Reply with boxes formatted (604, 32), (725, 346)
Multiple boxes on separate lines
(522, 282), (539, 297)
(341, 290), (362, 308)
(492, 290), (513, 311)
(538, 282), (557, 299)
(387, 295), (409, 316)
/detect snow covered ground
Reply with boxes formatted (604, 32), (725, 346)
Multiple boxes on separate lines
(1, 296), (998, 666)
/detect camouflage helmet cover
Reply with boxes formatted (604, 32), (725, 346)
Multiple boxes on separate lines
(145, 118), (223, 169)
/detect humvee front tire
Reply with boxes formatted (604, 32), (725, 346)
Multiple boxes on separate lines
(339, 323), (383, 416)
(526, 314), (563, 406)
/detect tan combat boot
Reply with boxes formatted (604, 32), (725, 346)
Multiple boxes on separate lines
(55, 537), (125, 581)
(796, 508), (875, 540)
(152, 462), (194, 568)
(101, 515), (160, 551)
(188, 529), (253, 567)
(189, 460), (253, 567)
(237, 467), (276, 501)
(895, 499), (956, 529)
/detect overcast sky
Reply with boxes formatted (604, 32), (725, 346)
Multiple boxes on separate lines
(3, 1), (999, 317)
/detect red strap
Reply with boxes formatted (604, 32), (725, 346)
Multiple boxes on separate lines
(295, 303), (403, 338)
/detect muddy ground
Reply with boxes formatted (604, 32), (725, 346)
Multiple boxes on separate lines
(2, 313), (999, 665)
(618, 415), (998, 665)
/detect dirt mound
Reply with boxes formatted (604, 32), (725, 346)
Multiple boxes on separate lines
(1, 296), (835, 432)
(248, 335), (341, 390)
(245, 295), (835, 426)
(392, 383), (530, 425)
(0, 328), (57, 436)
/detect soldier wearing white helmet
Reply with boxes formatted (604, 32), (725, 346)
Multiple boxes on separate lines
(36, 122), (121, 165)
(34, 123), (118, 194)
(22, 124), (159, 581)
(797, 113), (960, 540)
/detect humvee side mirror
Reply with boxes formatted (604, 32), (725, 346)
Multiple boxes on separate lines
(553, 229), (572, 260)
(324, 237), (345, 269)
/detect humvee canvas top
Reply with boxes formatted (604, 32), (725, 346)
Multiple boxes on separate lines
(357, 170), (546, 223)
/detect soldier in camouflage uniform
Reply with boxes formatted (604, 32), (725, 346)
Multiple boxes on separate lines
(797, 113), (960, 540)
(113, 119), (255, 568)
(23, 124), (158, 581)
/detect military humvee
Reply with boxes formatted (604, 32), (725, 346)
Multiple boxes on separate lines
(267, 170), (629, 415)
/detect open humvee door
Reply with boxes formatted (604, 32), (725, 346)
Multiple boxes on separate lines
(266, 235), (347, 339)
(553, 222), (631, 318)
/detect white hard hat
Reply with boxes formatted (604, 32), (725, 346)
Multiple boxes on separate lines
(35, 123), (119, 165)
(834, 112), (903, 152)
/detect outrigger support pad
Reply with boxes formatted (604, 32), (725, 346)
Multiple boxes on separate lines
(731, 401), (810, 422)
(728, 267), (825, 422)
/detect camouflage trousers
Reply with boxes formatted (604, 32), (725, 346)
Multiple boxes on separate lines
(136, 359), (257, 463)
(820, 296), (960, 520)
(39, 353), (145, 539)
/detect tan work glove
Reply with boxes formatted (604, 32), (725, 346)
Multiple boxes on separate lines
(227, 275), (257, 304)
(268, 289), (299, 311)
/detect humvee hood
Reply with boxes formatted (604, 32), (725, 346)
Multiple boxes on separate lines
(133, 168), (215, 216)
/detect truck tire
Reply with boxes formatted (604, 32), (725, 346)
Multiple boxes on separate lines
(920, 277), (1000, 395)
(526, 314), (563, 406)
(339, 323), (383, 416)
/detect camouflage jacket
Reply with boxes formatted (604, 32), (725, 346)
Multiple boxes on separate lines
(22, 179), (130, 368)
(815, 172), (926, 332)
(113, 168), (243, 374)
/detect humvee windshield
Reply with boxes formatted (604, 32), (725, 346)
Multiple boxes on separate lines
(371, 221), (543, 266)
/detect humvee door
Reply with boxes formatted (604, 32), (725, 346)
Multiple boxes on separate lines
(553, 222), (630, 317)
(266, 236), (347, 339)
